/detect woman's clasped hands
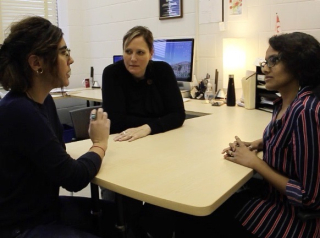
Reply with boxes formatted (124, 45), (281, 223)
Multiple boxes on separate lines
(222, 136), (262, 169)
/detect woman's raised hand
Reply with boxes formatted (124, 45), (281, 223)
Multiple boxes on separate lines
(88, 108), (110, 151)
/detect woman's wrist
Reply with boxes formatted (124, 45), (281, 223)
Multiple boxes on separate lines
(142, 124), (152, 134)
(92, 142), (107, 151)
(251, 157), (266, 172)
(89, 143), (107, 158)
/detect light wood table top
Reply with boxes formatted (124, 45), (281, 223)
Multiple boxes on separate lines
(51, 87), (102, 102)
(66, 103), (271, 216)
(53, 87), (226, 115)
(68, 87), (102, 102)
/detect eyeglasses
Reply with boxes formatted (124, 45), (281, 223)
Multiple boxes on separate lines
(260, 55), (281, 68)
(58, 47), (71, 59)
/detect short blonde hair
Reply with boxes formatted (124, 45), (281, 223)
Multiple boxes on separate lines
(122, 26), (154, 52)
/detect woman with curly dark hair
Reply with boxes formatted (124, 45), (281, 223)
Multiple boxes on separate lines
(219, 32), (320, 238)
(0, 16), (116, 238)
(171, 32), (320, 238)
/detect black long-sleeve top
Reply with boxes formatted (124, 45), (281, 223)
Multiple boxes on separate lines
(102, 60), (185, 134)
(0, 92), (101, 231)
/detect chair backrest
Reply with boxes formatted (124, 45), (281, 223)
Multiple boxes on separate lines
(69, 106), (101, 140)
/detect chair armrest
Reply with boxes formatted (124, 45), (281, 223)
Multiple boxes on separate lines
(297, 209), (320, 221)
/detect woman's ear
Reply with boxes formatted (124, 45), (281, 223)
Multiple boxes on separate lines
(28, 55), (42, 72)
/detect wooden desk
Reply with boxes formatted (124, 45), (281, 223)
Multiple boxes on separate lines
(66, 104), (271, 216)
(54, 87), (219, 115)
(51, 87), (102, 101)
(68, 88), (102, 102)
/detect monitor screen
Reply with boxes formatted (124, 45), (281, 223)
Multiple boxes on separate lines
(113, 55), (123, 63)
(152, 38), (194, 82)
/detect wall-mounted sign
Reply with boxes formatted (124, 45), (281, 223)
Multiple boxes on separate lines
(159, 0), (183, 20)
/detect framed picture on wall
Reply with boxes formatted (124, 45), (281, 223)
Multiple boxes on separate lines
(159, 0), (183, 20)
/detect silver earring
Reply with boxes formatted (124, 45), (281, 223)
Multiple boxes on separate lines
(37, 68), (43, 74)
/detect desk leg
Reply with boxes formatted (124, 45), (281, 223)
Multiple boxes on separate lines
(90, 183), (103, 237)
(86, 100), (101, 107)
(115, 193), (126, 238)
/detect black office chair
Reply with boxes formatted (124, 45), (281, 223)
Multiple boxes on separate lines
(69, 106), (101, 141)
(70, 106), (116, 202)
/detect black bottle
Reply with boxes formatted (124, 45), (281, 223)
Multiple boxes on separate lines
(226, 74), (236, 106)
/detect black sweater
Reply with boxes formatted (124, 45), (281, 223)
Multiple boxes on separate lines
(102, 60), (185, 134)
(0, 92), (101, 230)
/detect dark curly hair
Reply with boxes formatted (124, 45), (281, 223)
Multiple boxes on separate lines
(0, 16), (63, 92)
(269, 32), (320, 91)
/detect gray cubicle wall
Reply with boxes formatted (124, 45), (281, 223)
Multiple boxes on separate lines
(54, 97), (88, 126)
(0, 88), (88, 135)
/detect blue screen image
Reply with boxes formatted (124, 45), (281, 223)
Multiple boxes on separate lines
(152, 38), (194, 82)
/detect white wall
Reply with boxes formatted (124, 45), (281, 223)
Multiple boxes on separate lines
(58, 0), (320, 90)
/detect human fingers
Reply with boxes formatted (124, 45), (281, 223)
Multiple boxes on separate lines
(127, 126), (150, 142)
(102, 112), (111, 128)
(95, 108), (104, 120)
(102, 111), (108, 120)
(89, 109), (109, 146)
(222, 146), (234, 153)
(221, 147), (230, 154)
(114, 132), (127, 141)
(113, 134), (121, 141)
(114, 129), (133, 142)
(127, 131), (141, 142)
(236, 137), (255, 152)
(221, 147), (235, 157)
(235, 136), (245, 147)
(229, 142), (237, 152)
(129, 125), (152, 142)
(222, 142), (236, 153)
(113, 129), (129, 141)
(90, 109), (97, 120)
(243, 141), (253, 150)
(224, 153), (238, 164)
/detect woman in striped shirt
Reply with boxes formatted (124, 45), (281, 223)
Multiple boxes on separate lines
(146, 32), (320, 238)
(220, 32), (320, 237)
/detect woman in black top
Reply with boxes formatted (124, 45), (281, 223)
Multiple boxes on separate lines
(101, 26), (186, 237)
(0, 16), (115, 237)
(102, 26), (185, 142)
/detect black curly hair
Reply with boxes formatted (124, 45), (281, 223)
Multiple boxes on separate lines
(269, 32), (320, 96)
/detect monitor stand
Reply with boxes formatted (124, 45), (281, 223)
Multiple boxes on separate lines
(178, 81), (191, 98)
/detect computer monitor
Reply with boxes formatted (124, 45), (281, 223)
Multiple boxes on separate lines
(152, 38), (195, 91)
(113, 55), (123, 63)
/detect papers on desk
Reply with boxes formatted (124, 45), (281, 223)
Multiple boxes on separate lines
(183, 98), (191, 102)
(260, 97), (274, 105)
(50, 88), (77, 93)
(257, 85), (266, 89)
(51, 94), (65, 98)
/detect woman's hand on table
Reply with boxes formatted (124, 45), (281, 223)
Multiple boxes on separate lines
(114, 124), (151, 142)
(221, 136), (260, 169)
